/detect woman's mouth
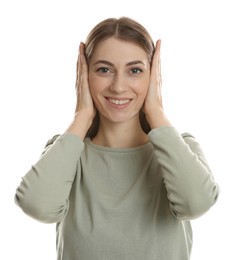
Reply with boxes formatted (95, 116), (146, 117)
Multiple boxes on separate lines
(105, 97), (132, 108)
(108, 98), (130, 105)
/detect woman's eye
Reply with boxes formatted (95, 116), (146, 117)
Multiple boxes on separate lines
(130, 68), (143, 74)
(97, 67), (110, 73)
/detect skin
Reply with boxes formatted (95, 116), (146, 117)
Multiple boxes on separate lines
(66, 37), (171, 148)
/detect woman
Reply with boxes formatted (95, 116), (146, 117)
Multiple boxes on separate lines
(15, 17), (220, 260)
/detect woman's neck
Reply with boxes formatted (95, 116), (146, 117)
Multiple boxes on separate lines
(91, 116), (149, 148)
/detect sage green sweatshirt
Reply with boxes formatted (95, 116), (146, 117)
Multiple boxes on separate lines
(15, 126), (219, 260)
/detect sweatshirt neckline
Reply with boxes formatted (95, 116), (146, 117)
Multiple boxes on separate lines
(84, 137), (152, 153)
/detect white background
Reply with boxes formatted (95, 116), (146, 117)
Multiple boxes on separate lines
(1, 0), (237, 259)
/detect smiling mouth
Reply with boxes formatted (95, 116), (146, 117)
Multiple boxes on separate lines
(108, 98), (131, 105)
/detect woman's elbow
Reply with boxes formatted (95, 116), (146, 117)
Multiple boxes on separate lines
(14, 193), (67, 224)
(171, 186), (220, 220)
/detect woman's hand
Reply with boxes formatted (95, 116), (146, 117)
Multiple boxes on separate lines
(144, 40), (171, 129)
(65, 42), (96, 139)
(75, 42), (95, 117)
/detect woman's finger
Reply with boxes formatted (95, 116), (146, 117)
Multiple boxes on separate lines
(75, 42), (84, 90)
(151, 39), (162, 86)
(80, 43), (89, 90)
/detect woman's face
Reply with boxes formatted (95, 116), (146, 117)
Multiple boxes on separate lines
(88, 37), (150, 124)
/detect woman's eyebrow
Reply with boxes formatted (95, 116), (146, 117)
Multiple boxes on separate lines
(93, 60), (146, 67)
(126, 60), (146, 67)
(93, 60), (114, 66)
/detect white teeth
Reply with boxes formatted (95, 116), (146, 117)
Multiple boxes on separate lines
(109, 99), (130, 105)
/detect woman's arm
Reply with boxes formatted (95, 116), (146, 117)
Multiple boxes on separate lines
(15, 133), (84, 223)
(149, 126), (220, 220)
(145, 41), (219, 219)
(15, 43), (95, 223)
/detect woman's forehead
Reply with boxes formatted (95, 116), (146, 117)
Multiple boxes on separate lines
(90, 37), (148, 63)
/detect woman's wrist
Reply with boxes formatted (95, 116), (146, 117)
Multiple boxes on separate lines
(146, 108), (172, 129)
(65, 110), (93, 140)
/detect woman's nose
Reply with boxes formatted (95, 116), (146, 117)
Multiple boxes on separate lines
(109, 73), (128, 93)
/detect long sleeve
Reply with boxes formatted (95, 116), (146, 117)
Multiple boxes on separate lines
(15, 133), (84, 223)
(148, 126), (220, 220)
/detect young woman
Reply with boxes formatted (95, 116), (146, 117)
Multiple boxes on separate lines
(15, 17), (220, 260)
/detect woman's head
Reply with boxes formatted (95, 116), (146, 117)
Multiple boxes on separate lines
(85, 17), (155, 64)
(84, 17), (155, 137)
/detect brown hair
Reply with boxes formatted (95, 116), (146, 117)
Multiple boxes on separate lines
(84, 17), (155, 137)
